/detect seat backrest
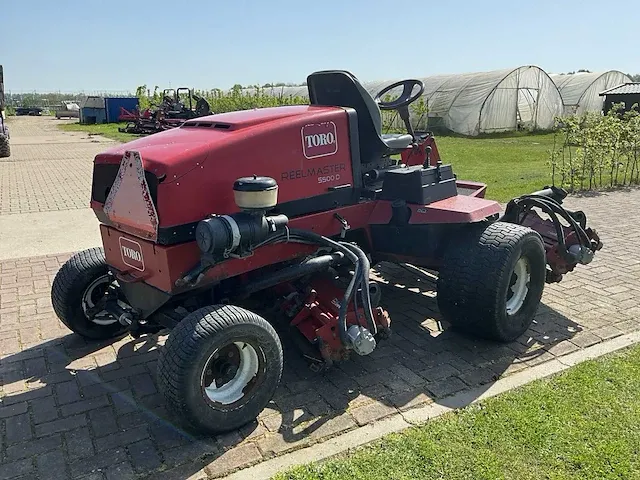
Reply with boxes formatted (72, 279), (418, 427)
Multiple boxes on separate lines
(307, 70), (387, 163)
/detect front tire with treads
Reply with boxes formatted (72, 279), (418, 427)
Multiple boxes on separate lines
(51, 247), (128, 340)
(157, 305), (283, 434)
(0, 134), (10, 158)
(437, 221), (546, 342)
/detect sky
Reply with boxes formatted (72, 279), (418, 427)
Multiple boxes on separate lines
(2, 0), (638, 93)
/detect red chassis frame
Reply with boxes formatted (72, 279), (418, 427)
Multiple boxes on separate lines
(96, 134), (501, 296)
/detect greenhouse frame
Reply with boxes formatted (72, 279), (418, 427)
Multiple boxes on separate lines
(549, 71), (632, 115)
(251, 66), (564, 136)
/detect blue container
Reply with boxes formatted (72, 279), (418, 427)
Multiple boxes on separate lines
(80, 107), (106, 124)
(104, 97), (140, 123)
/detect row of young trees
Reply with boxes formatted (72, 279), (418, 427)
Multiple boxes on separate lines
(549, 104), (640, 192)
(135, 84), (308, 114)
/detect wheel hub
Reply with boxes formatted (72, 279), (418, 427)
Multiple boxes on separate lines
(506, 257), (531, 315)
(202, 342), (259, 405)
(81, 275), (120, 326)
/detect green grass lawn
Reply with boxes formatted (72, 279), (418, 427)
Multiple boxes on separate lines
(58, 121), (554, 203)
(274, 345), (640, 480)
(436, 132), (555, 202)
(58, 121), (142, 143)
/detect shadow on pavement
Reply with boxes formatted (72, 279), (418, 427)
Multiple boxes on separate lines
(0, 261), (582, 478)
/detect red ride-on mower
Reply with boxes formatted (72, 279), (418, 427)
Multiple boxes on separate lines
(52, 70), (602, 434)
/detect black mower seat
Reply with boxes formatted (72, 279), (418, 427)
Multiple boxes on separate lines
(307, 70), (414, 163)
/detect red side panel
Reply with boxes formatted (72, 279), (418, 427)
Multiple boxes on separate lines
(369, 195), (501, 225)
(407, 196), (501, 224)
(101, 203), (376, 293)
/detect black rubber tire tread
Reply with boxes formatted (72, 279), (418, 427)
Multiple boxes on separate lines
(437, 221), (546, 342)
(0, 134), (10, 158)
(51, 247), (128, 340)
(157, 304), (283, 434)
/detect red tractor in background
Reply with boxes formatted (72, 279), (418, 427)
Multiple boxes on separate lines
(51, 70), (602, 434)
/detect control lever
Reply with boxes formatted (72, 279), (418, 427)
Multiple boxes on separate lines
(423, 145), (432, 169)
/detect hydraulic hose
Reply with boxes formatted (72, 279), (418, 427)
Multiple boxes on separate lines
(508, 194), (594, 264)
(342, 243), (377, 335)
(204, 226), (376, 349)
(285, 229), (374, 348)
(517, 194), (591, 248)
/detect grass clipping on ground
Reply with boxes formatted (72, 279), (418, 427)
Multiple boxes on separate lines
(275, 346), (640, 480)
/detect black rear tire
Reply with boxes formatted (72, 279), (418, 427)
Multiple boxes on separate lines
(0, 134), (10, 158)
(51, 247), (128, 340)
(437, 221), (546, 342)
(157, 305), (283, 434)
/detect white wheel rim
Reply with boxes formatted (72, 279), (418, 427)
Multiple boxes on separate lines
(203, 342), (259, 405)
(81, 275), (119, 326)
(506, 257), (530, 315)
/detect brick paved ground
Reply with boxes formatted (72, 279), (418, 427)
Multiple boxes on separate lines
(1, 188), (639, 479)
(0, 117), (115, 215)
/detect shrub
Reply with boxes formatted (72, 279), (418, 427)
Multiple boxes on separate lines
(549, 103), (640, 192)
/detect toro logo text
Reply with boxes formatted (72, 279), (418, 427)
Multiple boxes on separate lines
(119, 237), (145, 272)
(301, 122), (338, 159)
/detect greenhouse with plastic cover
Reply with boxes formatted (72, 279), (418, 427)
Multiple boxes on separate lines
(549, 71), (632, 115)
(253, 66), (565, 136)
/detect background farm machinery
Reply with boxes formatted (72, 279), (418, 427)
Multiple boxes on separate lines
(118, 87), (211, 135)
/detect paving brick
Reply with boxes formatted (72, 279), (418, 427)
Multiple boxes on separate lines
(36, 449), (68, 480)
(458, 368), (499, 387)
(94, 425), (149, 451)
(205, 443), (263, 477)
(544, 341), (581, 357)
(308, 412), (357, 441)
(419, 363), (460, 382)
(116, 411), (149, 429)
(60, 396), (110, 417)
(388, 388), (433, 411)
(0, 402), (27, 419)
(569, 332), (602, 348)
(104, 462), (136, 480)
(592, 325), (624, 340)
(35, 413), (86, 437)
(81, 378), (130, 399)
(110, 390), (138, 415)
(30, 395), (59, 424)
(1, 385), (51, 405)
(69, 449), (128, 478)
(127, 439), (162, 472)
(6, 433), (62, 461)
(23, 356), (47, 377)
(55, 380), (82, 405)
(149, 421), (190, 450)
(426, 376), (467, 398)
(5, 413), (32, 444)
(88, 407), (119, 437)
(256, 432), (310, 456)
(100, 364), (146, 382)
(65, 427), (95, 461)
(350, 402), (396, 426)
(162, 441), (219, 468)
(150, 464), (208, 480)
(76, 474), (105, 480)
(130, 373), (157, 398)
(0, 458), (35, 480)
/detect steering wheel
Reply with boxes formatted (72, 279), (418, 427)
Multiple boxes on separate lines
(374, 79), (425, 111)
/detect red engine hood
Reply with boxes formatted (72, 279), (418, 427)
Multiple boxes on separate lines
(94, 105), (337, 181)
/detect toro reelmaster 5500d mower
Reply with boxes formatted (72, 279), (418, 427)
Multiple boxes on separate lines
(52, 71), (602, 433)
